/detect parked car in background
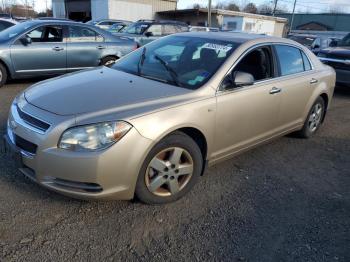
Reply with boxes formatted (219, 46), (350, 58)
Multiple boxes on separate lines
(0, 13), (13, 19)
(318, 33), (350, 86)
(86, 19), (131, 30)
(3, 32), (335, 204)
(288, 34), (340, 55)
(106, 21), (132, 34)
(189, 26), (219, 32)
(115, 20), (189, 47)
(0, 20), (137, 87)
(0, 18), (17, 32)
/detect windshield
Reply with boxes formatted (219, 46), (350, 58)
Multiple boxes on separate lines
(289, 35), (316, 46)
(338, 33), (350, 47)
(120, 22), (150, 35)
(0, 21), (36, 40)
(113, 35), (239, 89)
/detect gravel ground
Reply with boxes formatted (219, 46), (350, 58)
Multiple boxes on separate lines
(0, 80), (349, 262)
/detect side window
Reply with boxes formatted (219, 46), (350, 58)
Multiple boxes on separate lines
(163, 25), (177, 35)
(146, 24), (162, 36)
(301, 51), (312, 71)
(234, 46), (274, 81)
(27, 26), (63, 42)
(275, 45), (304, 76)
(69, 26), (104, 42)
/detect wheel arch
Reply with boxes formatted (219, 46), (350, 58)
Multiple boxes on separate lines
(319, 93), (329, 122)
(0, 58), (11, 79)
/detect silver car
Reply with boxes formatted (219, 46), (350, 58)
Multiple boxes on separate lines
(0, 20), (137, 87)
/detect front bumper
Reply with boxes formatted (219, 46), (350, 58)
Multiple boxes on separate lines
(5, 99), (153, 200)
(318, 57), (350, 85)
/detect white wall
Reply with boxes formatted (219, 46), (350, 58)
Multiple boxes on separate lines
(52, 0), (66, 18)
(108, 0), (153, 21)
(242, 17), (276, 36)
(91, 0), (109, 20)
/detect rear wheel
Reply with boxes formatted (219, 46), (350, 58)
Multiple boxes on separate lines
(135, 132), (203, 204)
(101, 56), (118, 67)
(297, 97), (325, 138)
(0, 63), (8, 88)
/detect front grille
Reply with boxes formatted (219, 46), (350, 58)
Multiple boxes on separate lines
(16, 105), (50, 132)
(15, 135), (37, 154)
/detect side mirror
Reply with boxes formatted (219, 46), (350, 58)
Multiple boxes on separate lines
(221, 71), (254, 90)
(233, 71), (254, 87)
(145, 31), (153, 37)
(20, 35), (32, 45)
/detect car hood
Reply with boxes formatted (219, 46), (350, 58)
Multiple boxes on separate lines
(24, 67), (192, 117)
(319, 46), (350, 59)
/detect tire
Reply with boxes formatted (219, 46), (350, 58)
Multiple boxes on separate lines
(0, 63), (8, 88)
(296, 96), (325, 138)
(100, 56), (118, 67)
(135, 131), (203, 205)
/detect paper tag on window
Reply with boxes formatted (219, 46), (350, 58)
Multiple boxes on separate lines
(202, 43), (232, 52)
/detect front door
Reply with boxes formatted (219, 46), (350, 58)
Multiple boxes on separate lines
(213, 45), (282, 161)
(10, 25), (66, 76)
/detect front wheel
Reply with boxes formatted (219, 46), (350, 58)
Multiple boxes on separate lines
(297, 97), (325, 138)
(135, 132), (203, 204)
(0, 63), (8, 88)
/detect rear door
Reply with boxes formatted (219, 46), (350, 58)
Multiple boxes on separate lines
(66, 25), (105, 70)
(272, 44), (316, 130)
(10, 24), (66, 76)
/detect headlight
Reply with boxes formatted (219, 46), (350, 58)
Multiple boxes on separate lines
(58, 121), (132, 152)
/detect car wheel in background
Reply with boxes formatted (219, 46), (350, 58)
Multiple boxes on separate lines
(135, 132), (203, 205)
(101, 56), (118, 67)
(297, 96), (325, 138)
(0, 63), (8, 87)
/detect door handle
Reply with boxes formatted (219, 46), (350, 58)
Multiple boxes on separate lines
(52, 47), (64, 51)
(269, 87), (282, 94)
(310, 78), (318, 84)
(97, 46), (106, 50)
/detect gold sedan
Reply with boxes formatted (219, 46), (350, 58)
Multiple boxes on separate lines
(4, 32), (335, 204)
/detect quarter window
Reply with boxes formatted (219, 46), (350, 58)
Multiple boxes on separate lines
(69, 26), (103, 42)
(275, 45), (304, 76)
(301, 51), (312, 71)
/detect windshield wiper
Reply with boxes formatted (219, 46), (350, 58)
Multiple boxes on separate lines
(154, 55), (182, 87)
(137, 47), (147, 76)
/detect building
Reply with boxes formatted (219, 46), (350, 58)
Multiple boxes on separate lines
(52, 0), (177, 22)
(157, 8), (287, 37)
(274, 13), (350, 32)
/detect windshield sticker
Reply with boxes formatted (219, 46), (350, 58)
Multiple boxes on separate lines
(188, 76), (206, 86)
(202, 43), (232, 52)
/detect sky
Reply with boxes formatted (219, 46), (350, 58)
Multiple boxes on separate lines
(33, 0), (350, 13)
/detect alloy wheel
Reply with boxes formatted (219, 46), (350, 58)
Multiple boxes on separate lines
(308, 103), (323, 132)
(145, 147), (194, 197)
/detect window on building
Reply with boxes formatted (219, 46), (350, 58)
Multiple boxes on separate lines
(244, 22), (255, 32)
(227, 21), (237, 30)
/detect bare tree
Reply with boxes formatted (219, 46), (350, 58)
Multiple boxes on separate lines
(227, 2), (240, 11)
(243, 3), (258, 13)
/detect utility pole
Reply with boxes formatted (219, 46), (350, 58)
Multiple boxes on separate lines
(46, 0), (48, 16)
(290, 0), (297, 33)
(272, 0), (278, 16)
(208, 0), (212, 27)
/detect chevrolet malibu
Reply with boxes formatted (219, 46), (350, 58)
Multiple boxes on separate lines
(3, 32), (335, 204)
(0, 20), (136, 87)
